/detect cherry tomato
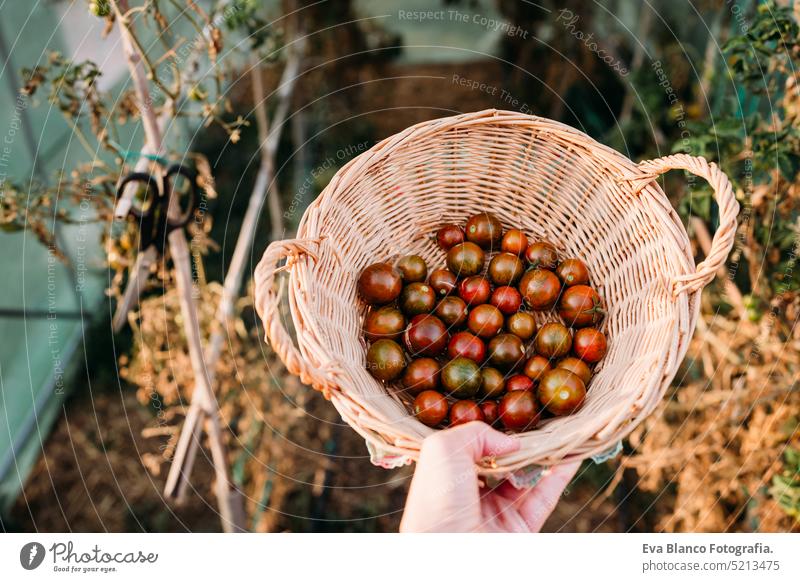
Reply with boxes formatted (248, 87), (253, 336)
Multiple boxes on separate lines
(358, 263), (402, 305)
(556, 357), (592, 384)
(524, 241), (559, 269)
(465, 212), (503, 249)
(498, 391), (539, 431)
(479, 400), (499, 425)
(404, 314), (449, 357)
(363, 306), (405, 342)
(488, 253), (525, 286)
(435, 296), (469, 328)
(501, 229), (528, 256)
(459, 276), (491, 306)
(467, 304), (504, 338)
(366, 339), (406, 381)
(488, 333), (526, 370)
(400, 282), (436, 316)
(491, 286), (523, 315)
(572, 327), (607, 363)
(402, 358), (441, 394)
(447, 242), (485, 277)
(449, 400), (485, 426)
(523, 355), (552, 382)
(558, 285), (604, 328)
(537, 369), (586, 415)
(397, 255), (428, 283)
(534, 322), (572, 359)
(519, 269), (561, 311)
(505, 311), (537, 340)
(436, 224), (464, 250)
(506, 374), (535, 392)
(555, 258), (590, 287)
(448, 331), (486, 363)
(480, 367), (506, 398)
(441, 357), (482, 398)
(429, 268), (458, 296)
(414, 390), (449, 426)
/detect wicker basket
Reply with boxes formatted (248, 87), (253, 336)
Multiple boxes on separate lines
(254, 109), (738, 476)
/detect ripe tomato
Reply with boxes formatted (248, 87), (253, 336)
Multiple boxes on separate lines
(537, 369), (586, 415)
(556, 357), (592, 384)
(441, 357), (482, 398)
(399, 282), (436, 316)
(448, 331), (486, 363)
(402, 358), (441, 394)
(404, 314), (449, 356)
(479, 400), (499, 425)
(446, 242), (485, 277)
(479, 367), (506, 398)
(467, 304), (504, 338)
(498, 391), (539, 431)
(459, 276), (491, 306)
(465, 212), (503, 249)
(555, 258), (590, 287)
(523, 355), (552, 382)
(488, 253), (525, 286)
(414, 390), (449, 426)
(397, 255), (428, 283)
(435, 296), (469, 328)
(519, 269), (561, 311)
(505, 311), (536, 340)
(501, 229), (528, 256)
(436, 224), (465, 250)
(558, 285), (604, 328)
(572, 327), (607, 363)
(358, 263), (402, 305)
(524, 241), (559, 269)
(506, 374), (535, 392)
(487, 333), (526, 370)
(534, 322), (572, 359)
(363, 306), (405, 342)
(491, 286), (523, 315)
(449, 400), (485, 426)
(429, 268), (458, 296)
(366, 339), (406, 381)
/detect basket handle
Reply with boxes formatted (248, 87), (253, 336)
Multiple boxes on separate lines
(622, 153), (740, 296)
(254, 237), (329, 388)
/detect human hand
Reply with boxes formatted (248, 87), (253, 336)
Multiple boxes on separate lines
(399, 421), (580, 532)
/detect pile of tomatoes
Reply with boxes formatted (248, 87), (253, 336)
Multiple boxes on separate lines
(357, 212), (607, 432)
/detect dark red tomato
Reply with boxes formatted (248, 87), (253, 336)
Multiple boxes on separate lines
(465, 212), (503, 249)
(501, 229), (528, 256)
(505, 311), (537, 340)
(459, 276), (491, 306)
(435, 296), (469, 328)
(480, 367), (506, 398)
(449, 400), (485, 426)
(436, 224), (465, 250)
(556, 357), (592, 384)
(404, 314), (449, 357)
(558, 285), (604, 328)
(441, 357), (482, 398)
(402, 358), (441, 394)
(555, 258), (590, 287)
(429, 268), (458, 296)
(366, 339), (406, 381)
(447, 242), (485, 278)
(524, 241), (559, 269)
(448, 331), (486, 363)
(414, 390), (449, 427)
(479, 400), (499, 426)
(523, 355), (552, 382)
(467, 304), (504, 339)
(506, 374), (535, 392)
(487, 333), (526, 370)
(537, 369), (586, 415)
(572, 327), (607, 363)
(363, 306), (405, 342)
(534, 322), (572, 359)
(396, 255), (428, 283)
(488, 253), (525, 286)
(400, 282), (436, 316)
(491, 286), (523, 315)
(498, 391), (539, 431)
(519, 269), (562, 311)
(358, 263), (402, 305)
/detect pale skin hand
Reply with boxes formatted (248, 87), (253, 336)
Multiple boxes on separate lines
(400, 421), (581, 532)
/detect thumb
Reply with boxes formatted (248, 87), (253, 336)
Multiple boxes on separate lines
(422, 421), (520, 463)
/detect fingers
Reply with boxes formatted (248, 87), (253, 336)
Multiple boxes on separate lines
(421, 421), (520, 464)
(494, 460), (581, 532)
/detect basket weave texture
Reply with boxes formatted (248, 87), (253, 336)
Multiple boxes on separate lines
(254, 109), (739, 475)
